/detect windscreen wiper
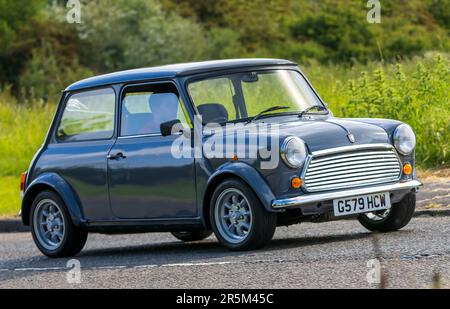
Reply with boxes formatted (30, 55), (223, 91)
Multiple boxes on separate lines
(298, 105), (328, 118)
(246, 106), (290, 124)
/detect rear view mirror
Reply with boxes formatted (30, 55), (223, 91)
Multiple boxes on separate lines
(241, 72), (259, 83)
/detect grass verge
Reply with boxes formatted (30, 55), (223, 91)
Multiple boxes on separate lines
(0, 176), (21, 217)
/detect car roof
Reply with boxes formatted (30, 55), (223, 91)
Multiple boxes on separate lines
(65, 58), (297, 92)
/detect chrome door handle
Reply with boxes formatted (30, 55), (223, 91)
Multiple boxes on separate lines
(107, 152), (126, 160)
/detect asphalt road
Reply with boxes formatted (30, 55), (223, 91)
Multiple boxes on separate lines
(0, 178), (449, 289)
(0, 215), (448, 289)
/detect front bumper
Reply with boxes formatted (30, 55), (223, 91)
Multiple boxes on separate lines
(272, 180), (422, 209)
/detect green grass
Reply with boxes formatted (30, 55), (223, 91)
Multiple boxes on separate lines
(0, 176), (21, 217)
(305, 54), (450, 167)
(0, 93), (55, 177)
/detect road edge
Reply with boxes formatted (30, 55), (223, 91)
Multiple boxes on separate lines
(1, 209), (449, 233)
(0, 218), (29, 233)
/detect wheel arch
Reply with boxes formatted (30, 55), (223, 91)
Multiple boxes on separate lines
(22, 173), (86, 227)
(201, 162), (278, 228)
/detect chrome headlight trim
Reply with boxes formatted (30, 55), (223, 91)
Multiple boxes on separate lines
(393, 124), (416, 155)
(280, 136), (307, 168)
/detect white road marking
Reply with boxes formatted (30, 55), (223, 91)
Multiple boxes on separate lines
(93, 265), (127, 270)
(14, 267), (66, 272)
(133, 264), (158, 269)
(3, 250), (449, 274)
(3, 260), (252, 273)
(161, 261), (237, 268)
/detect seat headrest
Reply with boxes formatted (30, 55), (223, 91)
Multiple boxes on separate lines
(197, 103), (229, 124)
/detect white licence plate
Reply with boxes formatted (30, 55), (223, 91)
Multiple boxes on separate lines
(333, 192), (391, 217)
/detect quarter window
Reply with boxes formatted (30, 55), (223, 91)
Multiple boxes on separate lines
(56, 88), (116, 142)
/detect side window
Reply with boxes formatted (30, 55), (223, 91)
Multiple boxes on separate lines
(121, 83), (187, 137)
(56, 88), (116, 142)
(188, 77), (236, 122)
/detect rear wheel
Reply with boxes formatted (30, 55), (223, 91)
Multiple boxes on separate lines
(210, 179), (277, 251)
(30, 191), (88, 258)
(171, 230), (212, 242)
(358, 192), (416, 232)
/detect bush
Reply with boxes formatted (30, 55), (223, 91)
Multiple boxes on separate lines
(73, 0), (213, 71)
(19, 41), (93, 102)
(306, 54), (450, 167)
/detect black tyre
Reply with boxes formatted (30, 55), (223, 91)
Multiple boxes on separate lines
(358, 192), (416, 232)
(30, 191), (88, 258)
(171, 230), (213, 242)
(210, 179), (277, 251)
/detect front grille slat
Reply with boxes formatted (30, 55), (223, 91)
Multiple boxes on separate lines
(305, 169), (401, 183)
(308, 154), (398, 168)
(310, 151), (398, 164)
(305, 171), (401, 186)
(305, 177), (401, 191)
(307, 159), (400, 172)
(306, 165), (401, 178)
(303, 147), (402, 192)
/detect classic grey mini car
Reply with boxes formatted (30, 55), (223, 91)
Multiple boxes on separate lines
(20, 59), (422, 257)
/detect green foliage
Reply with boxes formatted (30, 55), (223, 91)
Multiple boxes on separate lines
(0, 176), (20, 216)
(287, 0), (449, 63)
(163, 0), (450, 63)
(0, 0), (46, 87)
(306, 54), (450, 167)
(289, 2), (375, 62)
(19, 41), (93, 102)
(428, 0), (450, 32)
(162, 0), (293, 57)
(0, 3), (89, 96)
(1, 0), (449, 93)
(73, 0), (213, 71)
(0, 0), (46, 50)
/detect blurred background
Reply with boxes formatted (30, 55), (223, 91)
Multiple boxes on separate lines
(0, 0), (449, 216)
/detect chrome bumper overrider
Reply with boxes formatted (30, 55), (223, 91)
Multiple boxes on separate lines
(272, 180), (422, 209)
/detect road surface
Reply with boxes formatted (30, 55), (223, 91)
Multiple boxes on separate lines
(0, 215), (448, 289)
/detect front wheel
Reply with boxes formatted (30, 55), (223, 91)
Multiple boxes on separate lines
(210, 179), (277, 251)
(30, 191), (88, 258)
(358, 192), (416, 232)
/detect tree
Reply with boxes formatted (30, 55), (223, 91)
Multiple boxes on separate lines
(0, 0), (46, 87)
(162, 0), (292, 56)
(76, 0), (213, 71)
(19, 41), (92, 101)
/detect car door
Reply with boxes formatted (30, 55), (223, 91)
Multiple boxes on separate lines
(39, 87), (117, 221)
(107, 82), (197, 219)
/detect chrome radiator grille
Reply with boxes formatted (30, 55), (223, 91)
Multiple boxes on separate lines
(303, 147), (402, 192)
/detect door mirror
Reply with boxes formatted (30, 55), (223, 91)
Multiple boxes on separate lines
(160, 119), (184, 137)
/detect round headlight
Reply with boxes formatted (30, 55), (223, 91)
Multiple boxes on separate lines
(281, 137), (307, 168)
(393, 124), (416, 155)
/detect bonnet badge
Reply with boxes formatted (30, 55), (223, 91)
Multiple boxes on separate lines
(347, 134), (356, 143)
